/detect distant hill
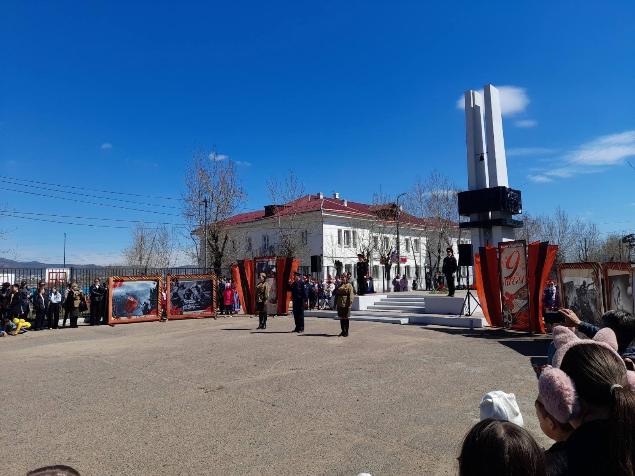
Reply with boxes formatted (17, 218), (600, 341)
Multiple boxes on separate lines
(0, 258), (105, 269)
(0, 258), (197, 269)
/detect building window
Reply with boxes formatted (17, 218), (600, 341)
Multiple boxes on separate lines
(337, 229), (342, 246)
(413, 239), (420, 253)
(343, 230), (351, 247)
(405, 265), (411, 278)
(372, 265), (380, 279)
(373, 236), (379, 248)
(262, 235), (270, 253)
(247, 237), (252, 252)
(405, 238), (411, 253)
(301, 230), (308, 245)
(352, 230), (357, 247)
(344, 263), (353, 275)
(383, 236), (389, 250)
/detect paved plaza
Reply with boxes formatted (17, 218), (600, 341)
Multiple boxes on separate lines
(1, 316), (551, 475)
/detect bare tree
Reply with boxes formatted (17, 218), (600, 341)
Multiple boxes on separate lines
(404, 171), (459, 289)
(182, 151), (246, 274)
(266, 170), (306, 258)
(123, 225), (177, 268)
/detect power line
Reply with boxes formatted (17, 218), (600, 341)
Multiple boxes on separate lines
(1, 187), (182, 217)
(0, 210), (187, 226)
(0, 174), (183, 202)
(0, 178), (180, 210)
(0, 211), (131, 229)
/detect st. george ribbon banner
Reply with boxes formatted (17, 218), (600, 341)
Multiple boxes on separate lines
(498, 240), (530, 330)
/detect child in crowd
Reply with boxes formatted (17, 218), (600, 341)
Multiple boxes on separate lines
(479, 390), (524, 427)
(539, 326), (635, 475)
(459, 418), (546, 476)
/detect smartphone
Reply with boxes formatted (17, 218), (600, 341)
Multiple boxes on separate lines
(543, 310), (565, 325)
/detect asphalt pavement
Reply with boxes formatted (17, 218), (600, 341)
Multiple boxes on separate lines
(0, 315), (551, 475)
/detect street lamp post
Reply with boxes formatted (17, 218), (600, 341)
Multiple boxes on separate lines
(63, 233), (67, 267)
(395, 192), (407, 275)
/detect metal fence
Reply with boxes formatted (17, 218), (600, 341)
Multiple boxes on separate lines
(0, 267), (232, 295)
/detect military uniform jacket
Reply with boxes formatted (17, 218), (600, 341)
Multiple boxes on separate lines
(256, 281), (270, 304)
(334, 283), (355, 309)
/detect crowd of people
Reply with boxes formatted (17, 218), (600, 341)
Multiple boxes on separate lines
(216, 276), (241, 316)
(457, 307), (635, 476)
(0, 278), (110, 336)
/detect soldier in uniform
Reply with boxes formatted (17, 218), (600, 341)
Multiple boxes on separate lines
(89, 278), (106, 325)
(442, 247), (458, 297)
(334, 273), (355, 337)
(255, 272), (270, 330)
(290, 272), (308, 333)
(356, 254), (369, 296)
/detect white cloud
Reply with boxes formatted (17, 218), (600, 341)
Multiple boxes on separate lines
(456, 85), (529, 116)
(567, 130), (635, 166)
(101, 143), (113, 150)
(515, 119), (537, 128)
(526, 130), (635, 184)
(235, 160), (252, 167)
(528, 174), (553, 183)
(507, 147), (556, 157)
(209, 152), (229, 161)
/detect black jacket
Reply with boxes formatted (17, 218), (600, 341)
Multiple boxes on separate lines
(290, 281), (308, 303)
(442, 256), (457, 275)
(33, 293), (48, 312)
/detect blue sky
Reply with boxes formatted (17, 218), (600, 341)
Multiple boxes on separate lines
(1, 1), (634, 264)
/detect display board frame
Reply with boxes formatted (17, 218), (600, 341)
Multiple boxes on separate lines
(557, 263), (604, 325)
(166, 273), (217, 320)
(108, 276), (162, 325)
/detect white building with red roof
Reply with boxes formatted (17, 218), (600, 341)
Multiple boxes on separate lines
(205, 192), (462, 292)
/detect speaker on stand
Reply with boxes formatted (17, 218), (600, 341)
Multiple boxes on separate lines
(457, 244), (481, 318)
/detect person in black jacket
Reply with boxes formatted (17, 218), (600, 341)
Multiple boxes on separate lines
(441, 247), (458, 297)
(18, 280), (31, 320)
(33, 286), (48, 330)
(89, 278), (106, 326)
(356, 254), (369, 296)
(290, 273), (308, 333)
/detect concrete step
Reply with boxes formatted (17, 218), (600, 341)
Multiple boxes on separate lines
(304, 309), (484, 329)
(367, 305), (428, 314)
(377, 300), (428, 306)
(380, 296), (427, 302)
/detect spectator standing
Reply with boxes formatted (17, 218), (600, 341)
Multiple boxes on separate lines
(89, 278), (106, 326)
(290, 273), (308, 333)
(400, 275), (408, 292)
(442, 247), (458, 297)
(33, 286), (48, 331)
(19, 280), (30, 320)
(356, 254), (368, 296)
(392, 275), (401, 292)
(217, 277), (226, 315)
(64, 282), (84, 328)
(48, 286), (62, 329)
(222, 283), (233, 316)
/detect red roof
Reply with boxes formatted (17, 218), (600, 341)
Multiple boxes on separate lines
(222, 194), (443, 228)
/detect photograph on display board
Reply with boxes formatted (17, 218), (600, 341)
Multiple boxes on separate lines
(558, 264), (603, 325)
(108, 277), (161, 325)
(167, 274), (216, 319)
(498, 240), (529, 330)
(603, 264), (634, 315)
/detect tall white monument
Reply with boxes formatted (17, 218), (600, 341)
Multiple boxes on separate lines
(459, 84), (522, 251)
